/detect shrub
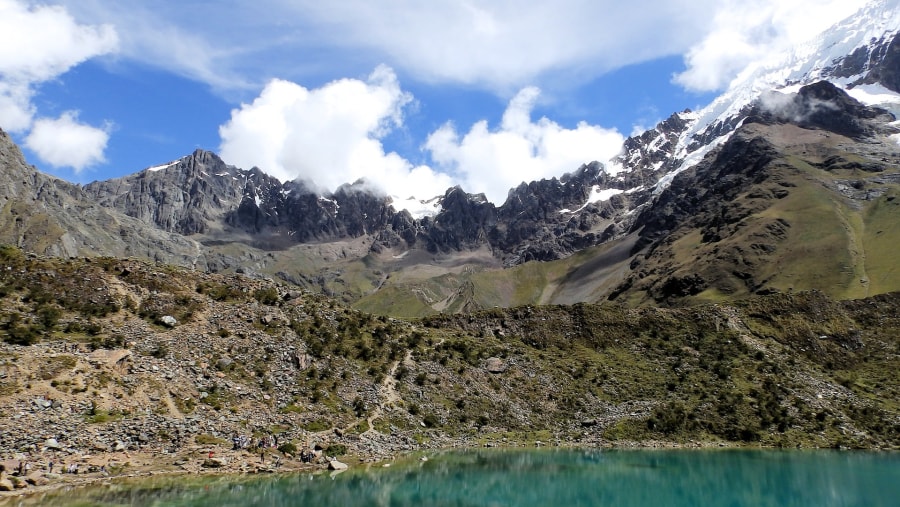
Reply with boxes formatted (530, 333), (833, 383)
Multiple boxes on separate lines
(195, 434), (227, 445)
(278, 442), (298, 455)
(324, 443), (347, 456)
(422, 413), (440, 428)
(253, 287), (279, 306)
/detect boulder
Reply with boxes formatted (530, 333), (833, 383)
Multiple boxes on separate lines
(0, 473), (13, 492)
(328, 459), (348, 471)
(202, 457), (227, 468)
(484, 357), (507, 374)
(160, 316), (178, 327)
(87, 349), (131, 368)
(0, 460), (18, 473)
(44, 438), (61, 450)
(215, 357), (234, 371)
(26, 472), (50, 486)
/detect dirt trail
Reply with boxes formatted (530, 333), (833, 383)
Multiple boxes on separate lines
(337, 349), (413, 437)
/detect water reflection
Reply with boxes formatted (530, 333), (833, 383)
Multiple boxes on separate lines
(32, 449), (900, 507)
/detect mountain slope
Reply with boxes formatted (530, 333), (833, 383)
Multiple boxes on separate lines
(608, 82), (900, 305)
(0, 129), (204, 265)
(0, 252), (897, 462)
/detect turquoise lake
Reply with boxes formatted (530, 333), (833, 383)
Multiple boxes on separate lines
(32, 449), (900, 506)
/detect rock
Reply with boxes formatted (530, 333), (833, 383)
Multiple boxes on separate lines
(0, 460), (18, 473)
(328, 459), (348, 471)
(160, 316), (178, 327)
(484, 357), (507, 374)
(0, 473), (13, 492)
(293, 353), (313, 370)
(44, 438), (61, 450)
(202, 457), (227, 468)
(215, 357), (233, 371)
(87, 349), (132, 368)
(25, 471), (50, 486)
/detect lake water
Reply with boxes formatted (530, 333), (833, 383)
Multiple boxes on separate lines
(31, 449), (900, 506)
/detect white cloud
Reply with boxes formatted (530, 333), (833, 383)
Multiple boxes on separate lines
(674, 0), (868, 92)
(219, 66), (454, 200)
(0, 82), (33, 133)
(0, 0), (117, 133)
(220, 69), (624, 206)
(0, 0), (117, 82)
(425, 87), (624, 204)
(247, 1), (718, 92)
(55, 0), (717, 93)
(24, 111), (110, 171)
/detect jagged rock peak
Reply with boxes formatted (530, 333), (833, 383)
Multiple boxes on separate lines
(749, 81), (896, 139)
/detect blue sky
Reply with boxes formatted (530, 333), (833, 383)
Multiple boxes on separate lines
(0, 0), (870, 204)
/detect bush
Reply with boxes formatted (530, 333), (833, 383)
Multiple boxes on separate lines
(253, 287), (279, 306)
(195, 434), (227, 445)
(324, 443), (347, 456)
(422, 413), (440, 428)
(278, 442), (298, 455)
(4, 323), (40, 345)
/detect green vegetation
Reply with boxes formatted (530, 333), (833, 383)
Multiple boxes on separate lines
(195, 434), (228, 445)
(0, 249), (896, 451)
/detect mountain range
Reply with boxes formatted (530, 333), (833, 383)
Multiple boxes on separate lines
(2, 3), (900, 317)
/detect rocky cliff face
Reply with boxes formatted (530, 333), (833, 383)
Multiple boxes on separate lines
(0, 129), (204, 265)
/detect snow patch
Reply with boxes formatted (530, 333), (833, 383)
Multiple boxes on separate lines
(560, 185), (624, 214)
(146, 161), (178, 172)
(846, 83), (900, 117)
(657, 131), (737, 193)
(604, 160), (625, 176)
(391, 195), (443, 219)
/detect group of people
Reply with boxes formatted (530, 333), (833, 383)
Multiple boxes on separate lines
(231, 433), (279, 451)
(46, 461), (78, 474)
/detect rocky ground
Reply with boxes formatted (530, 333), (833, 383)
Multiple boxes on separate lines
(0, 253), (898, 501)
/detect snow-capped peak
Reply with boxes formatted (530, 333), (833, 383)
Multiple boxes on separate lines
(649, 0), (900, 192)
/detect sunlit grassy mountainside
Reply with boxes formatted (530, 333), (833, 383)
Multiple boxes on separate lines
(355, 86), (900, 317)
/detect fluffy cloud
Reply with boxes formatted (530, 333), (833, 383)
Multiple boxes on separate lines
(219, 66), (454, 199)
(0, 82), (33, 133)
(24, 112), (110, 171)
(0, 0), (117, 132)
(674, 0), (868, 92)
(220, 69), (624, 205)
(425, 87), (625, 204)
(0, 0), (116, 172)
(0, 0), (117, 83)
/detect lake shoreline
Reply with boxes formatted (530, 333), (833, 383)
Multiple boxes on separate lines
(2, 435), (884, 504)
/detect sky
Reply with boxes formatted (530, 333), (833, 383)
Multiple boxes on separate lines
(0, 0), (872, 205)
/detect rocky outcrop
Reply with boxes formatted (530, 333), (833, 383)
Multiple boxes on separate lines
(0, 129), (204, 265)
